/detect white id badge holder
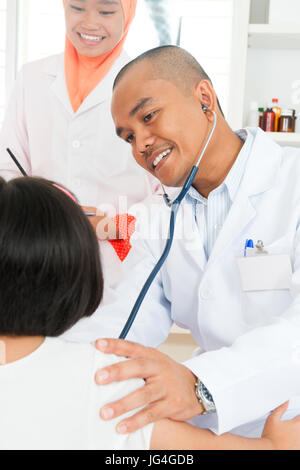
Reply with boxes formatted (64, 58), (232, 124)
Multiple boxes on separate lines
(237, 240), (293, 292)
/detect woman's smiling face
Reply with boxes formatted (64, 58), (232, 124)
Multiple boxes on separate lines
(65, 0), (124, 57)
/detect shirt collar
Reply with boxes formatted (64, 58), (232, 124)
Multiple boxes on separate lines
(187, 128), (253, 204)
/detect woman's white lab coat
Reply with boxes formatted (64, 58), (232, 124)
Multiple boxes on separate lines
(0, 51), (154, 209)
(65, 128), (300, 437)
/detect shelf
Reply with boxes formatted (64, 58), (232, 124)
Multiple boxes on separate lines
(248, 24), (300, 49)
(267, 132), (300, 146)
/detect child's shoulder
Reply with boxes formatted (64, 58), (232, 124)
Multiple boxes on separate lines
(93, 347), (129, 371)
(47, 337), (125, 370)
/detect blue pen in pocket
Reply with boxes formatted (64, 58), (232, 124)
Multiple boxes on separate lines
(244, 239), (254, 257)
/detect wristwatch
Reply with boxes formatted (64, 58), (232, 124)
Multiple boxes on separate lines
(195, 379), (216, 415)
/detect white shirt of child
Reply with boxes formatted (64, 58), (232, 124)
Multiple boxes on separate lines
(0, 337), (153, 450)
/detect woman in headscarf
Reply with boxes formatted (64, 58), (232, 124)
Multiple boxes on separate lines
(0, 0), (155, 226)
(0, 0), (155, 285)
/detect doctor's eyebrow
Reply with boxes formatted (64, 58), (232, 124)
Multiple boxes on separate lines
(129, 98), (154, 117)
(116, 98), (155, 138)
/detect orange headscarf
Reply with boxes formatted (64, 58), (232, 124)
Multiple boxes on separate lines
(63, 0), (137, 113)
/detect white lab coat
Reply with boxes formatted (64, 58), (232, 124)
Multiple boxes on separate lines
(0, 51), (154, 208)
(64, 127), (300, 436)
(0, 51), (157, 287)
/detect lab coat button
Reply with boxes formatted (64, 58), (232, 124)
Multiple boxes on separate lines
(72, 140), (81, 149)
(200, 287), (212, 300)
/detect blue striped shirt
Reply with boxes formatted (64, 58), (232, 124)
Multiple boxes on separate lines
(186, 129), (254, 260)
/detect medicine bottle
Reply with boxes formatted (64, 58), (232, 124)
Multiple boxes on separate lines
(258, 107), (265, 129)
(263, 108), (275, 132)
(278, 109), (295, 133)
(272, 98), (281, 132)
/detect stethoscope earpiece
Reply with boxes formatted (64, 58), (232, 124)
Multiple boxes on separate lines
(201, 104), (208, 113)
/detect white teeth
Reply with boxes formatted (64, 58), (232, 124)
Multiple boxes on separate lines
(80, 33), (103, 42)
(153, 149), (171, 168)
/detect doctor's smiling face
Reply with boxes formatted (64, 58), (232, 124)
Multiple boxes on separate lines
(65, 0), (124, 57)
(111, 60), (218, 189)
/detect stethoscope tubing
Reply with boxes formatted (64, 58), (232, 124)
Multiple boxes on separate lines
(119, 166), (198, 339)
(119, 111), (217, 340)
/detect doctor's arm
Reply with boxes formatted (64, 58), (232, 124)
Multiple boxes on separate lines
(94, 223), (300, 435)
(0, 67), (31, 179)
(95, 338), (300, 449)
(182, 223), (300, 435)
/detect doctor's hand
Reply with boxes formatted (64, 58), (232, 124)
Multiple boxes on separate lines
(95, 338), (205, 434)
(81, 207), (120, 240)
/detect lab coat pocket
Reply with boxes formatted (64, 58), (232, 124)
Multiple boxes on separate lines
(237, 254), (292, 291)
(237, 232), (294, 292)
(239, 233), (294, 324)
(241, 289), (292, 326)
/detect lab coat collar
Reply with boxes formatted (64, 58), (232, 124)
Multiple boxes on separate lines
(240, 127), (282, 196)
(44, 54), (74, 116)
(44, 51), (130, 116)
(207, 128), (282, 266)
(178, 128), (282, 271)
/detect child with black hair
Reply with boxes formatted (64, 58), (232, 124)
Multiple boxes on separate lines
(0, 176), (151, 450)
(0, 176), (300, 450)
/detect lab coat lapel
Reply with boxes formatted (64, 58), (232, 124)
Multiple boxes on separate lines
(208, 189), (256, 265)
(47, 54), (109, 116)
(46, 54), (74, 116)
(75, 52), (130, 115)
(76, 71), (112, 114)
(46, 52), (130, 117)
(207, 129), (282, 266)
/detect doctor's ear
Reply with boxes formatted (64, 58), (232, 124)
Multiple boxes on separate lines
(195, 80), (216, 115)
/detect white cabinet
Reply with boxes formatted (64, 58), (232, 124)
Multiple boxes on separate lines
(248, 23), (300, 50)
(242, 1), (300, 147)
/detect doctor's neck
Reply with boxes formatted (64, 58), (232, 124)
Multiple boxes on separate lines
(192, 118), (244, 199)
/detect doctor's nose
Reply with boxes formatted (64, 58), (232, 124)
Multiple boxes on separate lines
(137, 134), (156, 155)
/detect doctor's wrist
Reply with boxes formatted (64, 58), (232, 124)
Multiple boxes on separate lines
(194, 378), (216, 415)
(187, 374), (204, 416)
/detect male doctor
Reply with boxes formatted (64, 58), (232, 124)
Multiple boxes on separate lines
(65, 46), (300, 437)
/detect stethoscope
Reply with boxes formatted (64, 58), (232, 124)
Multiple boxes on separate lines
(119, 106), (217, 339)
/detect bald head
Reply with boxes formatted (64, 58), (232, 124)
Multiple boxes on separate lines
(113, 46), (223, 114)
